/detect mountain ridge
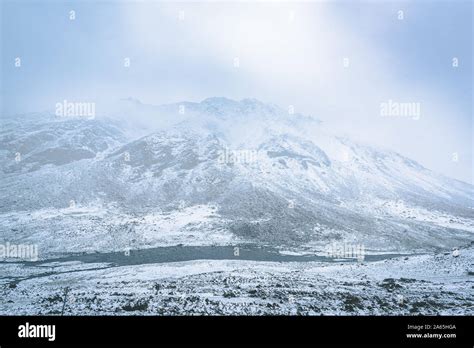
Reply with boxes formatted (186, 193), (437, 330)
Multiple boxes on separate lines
(0, 97), (472, 253)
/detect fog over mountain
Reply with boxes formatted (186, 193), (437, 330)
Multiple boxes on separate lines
(1, 97), (472, 256)
(1, 0), (473, 319)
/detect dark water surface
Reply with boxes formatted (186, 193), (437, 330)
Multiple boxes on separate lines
(11, 244), (410, 267)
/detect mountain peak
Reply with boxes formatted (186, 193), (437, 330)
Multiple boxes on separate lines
(201, 97), (237, 105)
(119, 97), (143, 105)
(197, 97), (281, 117)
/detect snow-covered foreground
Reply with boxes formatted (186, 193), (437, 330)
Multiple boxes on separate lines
(0, 204), (242, 258)
(1, 246), (472, 315)
(1, 202), (472, 260)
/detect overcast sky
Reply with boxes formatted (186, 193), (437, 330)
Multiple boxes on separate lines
(1, 0), (472, 183)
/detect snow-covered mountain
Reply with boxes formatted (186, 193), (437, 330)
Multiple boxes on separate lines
(1, 98), (473, 253)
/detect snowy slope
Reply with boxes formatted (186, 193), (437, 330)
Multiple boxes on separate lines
(0, 98), (472, 253)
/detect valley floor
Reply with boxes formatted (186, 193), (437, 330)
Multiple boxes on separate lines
(1, 246), (473, 315)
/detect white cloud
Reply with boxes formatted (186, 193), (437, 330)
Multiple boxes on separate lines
(119, 2), (471, 183)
